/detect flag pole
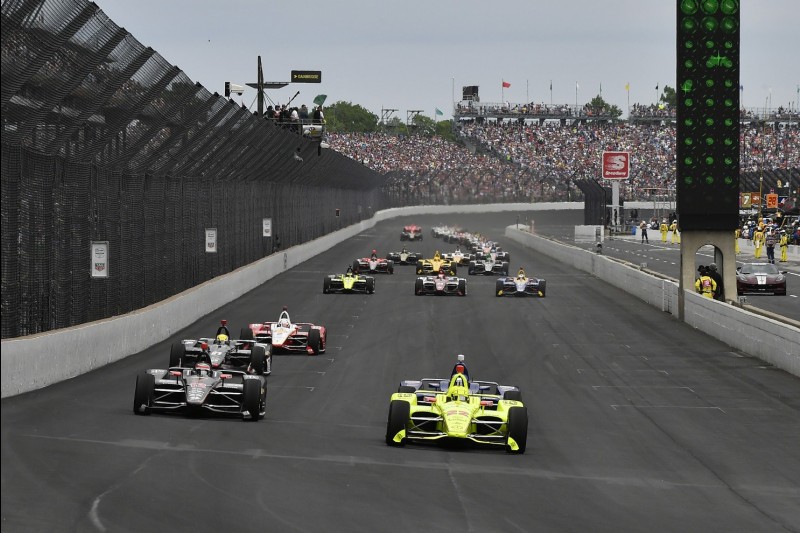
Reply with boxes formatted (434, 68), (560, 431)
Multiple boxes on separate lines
(501, 79), (504, 103)
(550, 80), (553, 106)
(575, 81), (578, 108)
(526, 79), (529, 104)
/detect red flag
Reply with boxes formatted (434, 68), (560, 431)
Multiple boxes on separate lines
(502, 81), (511, 88)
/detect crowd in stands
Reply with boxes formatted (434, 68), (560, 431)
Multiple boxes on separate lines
(327, 121), (799, 205)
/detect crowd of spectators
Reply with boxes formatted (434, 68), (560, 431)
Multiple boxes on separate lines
(327, 121), (800, 205)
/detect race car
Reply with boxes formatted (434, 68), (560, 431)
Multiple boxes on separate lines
(415, 251), (457, 276)
(474, 242), (510, 263)
(385, 355), (527, 453)
(386, 248), (422, 265)
(736, 263), (787, 295)
(414, 270), (467, 296)
(133, 364), (267, 421)
(467, 253), (509, 276)
(496, 268), (546, 297)
(247, 307), (327, 355)
(323, 269), (375, 294)
(441, 247), (475, 266)
(169, 320), (272, 375)
(400, 225), (424, 241)
(353, 250), (394, 274)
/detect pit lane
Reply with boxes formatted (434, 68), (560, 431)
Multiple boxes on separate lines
(2, 211), (799, 532)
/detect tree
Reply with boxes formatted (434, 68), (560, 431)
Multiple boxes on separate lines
(660, 85), (676, 108)
(586, 95), (623, 118)
(324, 101), (379, 133)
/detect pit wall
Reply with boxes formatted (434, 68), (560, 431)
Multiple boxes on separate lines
(505, 226), (800, 378)
(2, 202), (573, 397)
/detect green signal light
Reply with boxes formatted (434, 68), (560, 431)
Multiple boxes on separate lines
(721, 16), (737, 32)
(721, 0), (738, 15)
(725, 118), (734, 126)
(681, 0), (699, 15)
(685, 118), (694, 126)
(685, 98), (694, 106)
(685, 138), (694, 146)
(705, 176), (715, 184)
(724, 79), (733, 87)
(724, 98), (733, 106)
(706, 137), (714, 145)
(702, 17), (718, 31)
(682, 17), (697, 31)
(705, 39), (715, 49)
(724, 157), (733, 165)
(706, 118), (715, 125)
(701, 0), (719, 14)
(706, 79), (714, 87)
(685, 176), (694, 184)
(685, 157), (694, 164)
(705, 156), (714, 165)
(706, 98), (715, 107)
(724, 138), (733, 146)
(724, 176), (734, 184)
(685, 59), (694, 68)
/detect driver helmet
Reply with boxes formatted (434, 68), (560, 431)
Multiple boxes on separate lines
(517, 267), (526, 279)
(195, 362), (211, 375)
(371, 249), (378, 259)
(280, 318), (290, 328)
(216, 333), (228, 344)
(708, 263), (717, 271)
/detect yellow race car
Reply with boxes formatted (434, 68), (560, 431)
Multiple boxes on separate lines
(386, 355), (527, 453)
(415, 251), (457, 276)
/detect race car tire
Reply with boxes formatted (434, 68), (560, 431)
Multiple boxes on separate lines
(307, 329), (321, 355)
(250, 344), (267, 375)
(242, 379), (262, 422)
(506, 406), (528, 454)
(468, 261), (476, 275)
(503, 390), (523, 402)
(502, 262), (510, 276)
(386, 400), (410, 446)
(538, 280), (546, 297)
(133, 372), (155, 415)
(449, 263), (457, 276)
(352, 260), (360, 273)
(169, 342), (185, 368)
(458, 279), (467, 296)
(239, 327), (254, 341)
(415, 278), (424, 295)
(495, 280), (504, 297)
(323, 277), (332, 294)
(416, 266), (424, 275)
(366, 277), (376, 294)
(398, 385), (416, 393)
(387, 260), (394, 274)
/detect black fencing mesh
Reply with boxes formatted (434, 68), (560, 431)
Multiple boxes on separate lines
(1, 0), (387, 338)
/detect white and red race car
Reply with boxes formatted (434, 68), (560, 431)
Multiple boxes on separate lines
(247, 307), (326, 355)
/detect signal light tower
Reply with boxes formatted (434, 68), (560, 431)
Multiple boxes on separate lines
(675, 0), (740, 311)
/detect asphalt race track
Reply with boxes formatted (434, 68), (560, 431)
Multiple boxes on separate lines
(2, 211), (799, 533)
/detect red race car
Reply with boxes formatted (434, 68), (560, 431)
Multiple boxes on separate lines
(247, 307), (327, 355)
(353, 250), (394, 274)
(400, 225), (424, 241)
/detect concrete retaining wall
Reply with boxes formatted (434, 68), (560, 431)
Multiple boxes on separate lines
(505, 226), (800, 377)
(1, 202), (575, 398)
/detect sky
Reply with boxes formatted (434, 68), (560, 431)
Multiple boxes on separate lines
(98, 0), (799, 121)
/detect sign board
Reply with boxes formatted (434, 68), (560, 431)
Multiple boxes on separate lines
(262, 218), (272, 237)
(765, 193), (778, 209)
(291, 70), (321, 83)
(601, 151), (630, 179)
(750, 192), (761, 207)
(205, 228), (217, 253)
(91, 241), (109, 278)
(740, 192), (752, 208)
